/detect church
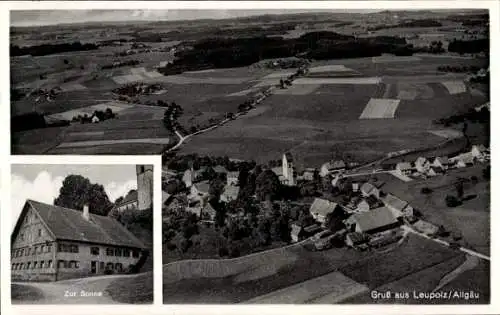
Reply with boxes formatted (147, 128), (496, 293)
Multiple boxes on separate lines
(111, 165), (154, 213)
(11, 200), (147, 282)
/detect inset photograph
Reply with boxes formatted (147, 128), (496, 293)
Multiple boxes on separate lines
(10, 163), (154, 304)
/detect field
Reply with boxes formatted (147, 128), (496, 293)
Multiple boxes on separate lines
(104, 271), (153, 304)
(163, 234), (462, 303)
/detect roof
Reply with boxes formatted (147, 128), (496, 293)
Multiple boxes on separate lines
(193, 181), (210, 194)
(381, 193), (408, 212)
(271, 167), (283, 176)
(473, 144), (487, 152)
(202, 203), (217, 217)
(227, 171), (240, 178)
(291, 224), (302, 236)
(116, 190), (138, 207)
(222, 185), (240, 200)
(360, 182), (376, 195)
(434, 156), (450, 165)
(303, 224), (322, 233)
(430, 166), (444, 173)
(365, 195), (380, 207)
(415, 157), (428, 165)
(162, 191), (171, 204)
(451, 152), (474, 164)
(346, 232), (370, 245)
(309, 198), (338, 218)
(396, 162), (412, 170)
(14, 200), (146, 249)
(330, 160), (346, 169)
(352, 206), (398, 233)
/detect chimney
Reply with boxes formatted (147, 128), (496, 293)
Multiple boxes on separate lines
(83, 204), (90, 221)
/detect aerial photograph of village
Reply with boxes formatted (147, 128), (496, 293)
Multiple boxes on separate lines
(10, 164), (154, 304)
(10, 8), (490, 304)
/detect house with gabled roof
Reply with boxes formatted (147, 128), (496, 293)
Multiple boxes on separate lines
(355, 195), (383, 213)
(220, 185), (240, 203)
(309, 198), (340, 224)
(344, 206), (400, 234)
(360, 182), (382, 198)
(11, 200), (147, 282)
(380, 193), (413, 218)
(415, 157), (431, 173)
(395, 162), (413, 176)
(226, 171), (240, 186)
(431, 156), (451, 170)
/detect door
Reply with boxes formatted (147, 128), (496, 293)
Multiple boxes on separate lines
(91, 261), (97, 274)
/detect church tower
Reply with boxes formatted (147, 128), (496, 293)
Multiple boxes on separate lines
(136, 165), (153, 210)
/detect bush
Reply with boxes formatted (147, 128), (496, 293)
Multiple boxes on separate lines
(104, 269), (114, 275)
(166, 242), (177, 251)
(445, 195), (462, 207)
(218, 247), (229, 257)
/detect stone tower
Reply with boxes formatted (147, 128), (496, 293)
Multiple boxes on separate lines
(282, 152), (296, 186)
(136, 165), (153, 210)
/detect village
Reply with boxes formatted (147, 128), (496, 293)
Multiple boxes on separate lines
(162, 139), (490, 257)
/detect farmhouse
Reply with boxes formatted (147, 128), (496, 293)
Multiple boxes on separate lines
(431, 156), (451, 170)
(301, 168), (317, 181)
(360, 182), (381, 198)
(200, 202), (217, 221)
(355, 195), (382, 213)
(320, 160), (346, 177)
(395, 162), (413, 176)
(427, 166), (444, 177)
(345, 207), (400, 234)
(471, 144), (488, 159)
(220, 185), (240, 203)
(450, 152), (475, 167)
(226, 171), (240, 186)
(189, 181), (210, 203)
(381, 193), (413, 218)
(345, 232), (370, 248)
(415, 157), (431, 173)
(309, 198), (340, 224)
(11, 200), (146, 282)
(113, 190), (138, 212)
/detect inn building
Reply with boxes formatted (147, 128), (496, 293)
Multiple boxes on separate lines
(11, 200), (147, 282)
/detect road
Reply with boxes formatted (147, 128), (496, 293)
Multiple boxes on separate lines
(12, 273), (140, 304)
(402, 225), (490, 261)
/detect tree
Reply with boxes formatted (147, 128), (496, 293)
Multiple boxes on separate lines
(255, 170), (281, 201)
(483, 166), (491, 180)
(54, 174), (113, 215)
(454, 181), (465, 200)
(445, 195), (462, 208)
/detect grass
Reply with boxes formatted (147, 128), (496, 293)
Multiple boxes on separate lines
(11, 284), (45, 302)
(104, 272), (153, 304)
(440, 260), (490, 304)
(341, 255), (466, 303)
(339, 234), (462, 289)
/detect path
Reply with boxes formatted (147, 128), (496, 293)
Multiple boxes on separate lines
(12, 273), (139, 304)
(432, 254), (480, 293)
(402, 225), (490, 261)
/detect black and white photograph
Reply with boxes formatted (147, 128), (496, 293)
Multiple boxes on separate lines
(4, 1), (496, 312)
(10, 163), (154, 304)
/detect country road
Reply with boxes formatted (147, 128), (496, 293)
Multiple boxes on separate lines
(12, 273), (141, 304)
(402, 225), (490, 261)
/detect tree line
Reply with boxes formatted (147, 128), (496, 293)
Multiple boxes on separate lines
(10, 42), (98, 57)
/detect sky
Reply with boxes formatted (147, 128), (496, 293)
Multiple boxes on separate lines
(11, 164), (138, 228)
(10, 9), (380, 27)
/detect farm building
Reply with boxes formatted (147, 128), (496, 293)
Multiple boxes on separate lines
(471, 144), (488, 159)
(431, 156), (452, 170)
(309, 198), (340, 224)
(11, 200), (147, 282)
(226, 171), (240, 186)
(450, 152), (475, 167)
(291, 223), (322, 243)
(320, 160), (346, 177)
(415, 157), (431, 173)
(301, 168), (317, 181)
(344, 207), (400, 234)
(213, 165), (228, 174)
(220, 185), (240, 203)
(345, 232), (370, 248)
(360, 182), (382, 198)
(113, 190), (138, 212)
(355, 195), (382, 213)
(200, 202), (217, 222)
(427, 166), (444, 177)
(380, 193), (413, 218)
(189, 181), (210, 203)
(91, 115), (100, 123)
(395, 162), (413, 176)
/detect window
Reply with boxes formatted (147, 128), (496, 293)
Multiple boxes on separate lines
(99, 262), (105, 271)
(27, 262), (31, 269)
(47, 244), (52, 253)
(40, 261), (45, 269)
(115, 263), (123, 272)
(106, 248), (114, 256)
(71, 245), (79, 253)
(123, 249), (131, 257)
(33, 246), (38, 255)
(20, 249), (24, 256)
(132, 250), (140, 258)
(140, 166), (145, 173)
(69, 261), (79, 269)
(20, 233), (24, 241)
(12, 263), (15, 270)
(26, 248), (30, 256)
(58, 244), (64, 252)
(90, 247), (100, 255)
(41, 245), (45, 253)
(33, 262), (38, 269)
(47, 260), (53, 268)
(38, 229), (42, 237)
(106, 262), (114, 270)
(58, 260), (67, 268)
(19, 263), (24, 270)
(114, 248), (122, 257)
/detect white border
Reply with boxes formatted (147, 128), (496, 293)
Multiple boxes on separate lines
(2, 1), (499, 315)
(2, 156), (162, 312)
